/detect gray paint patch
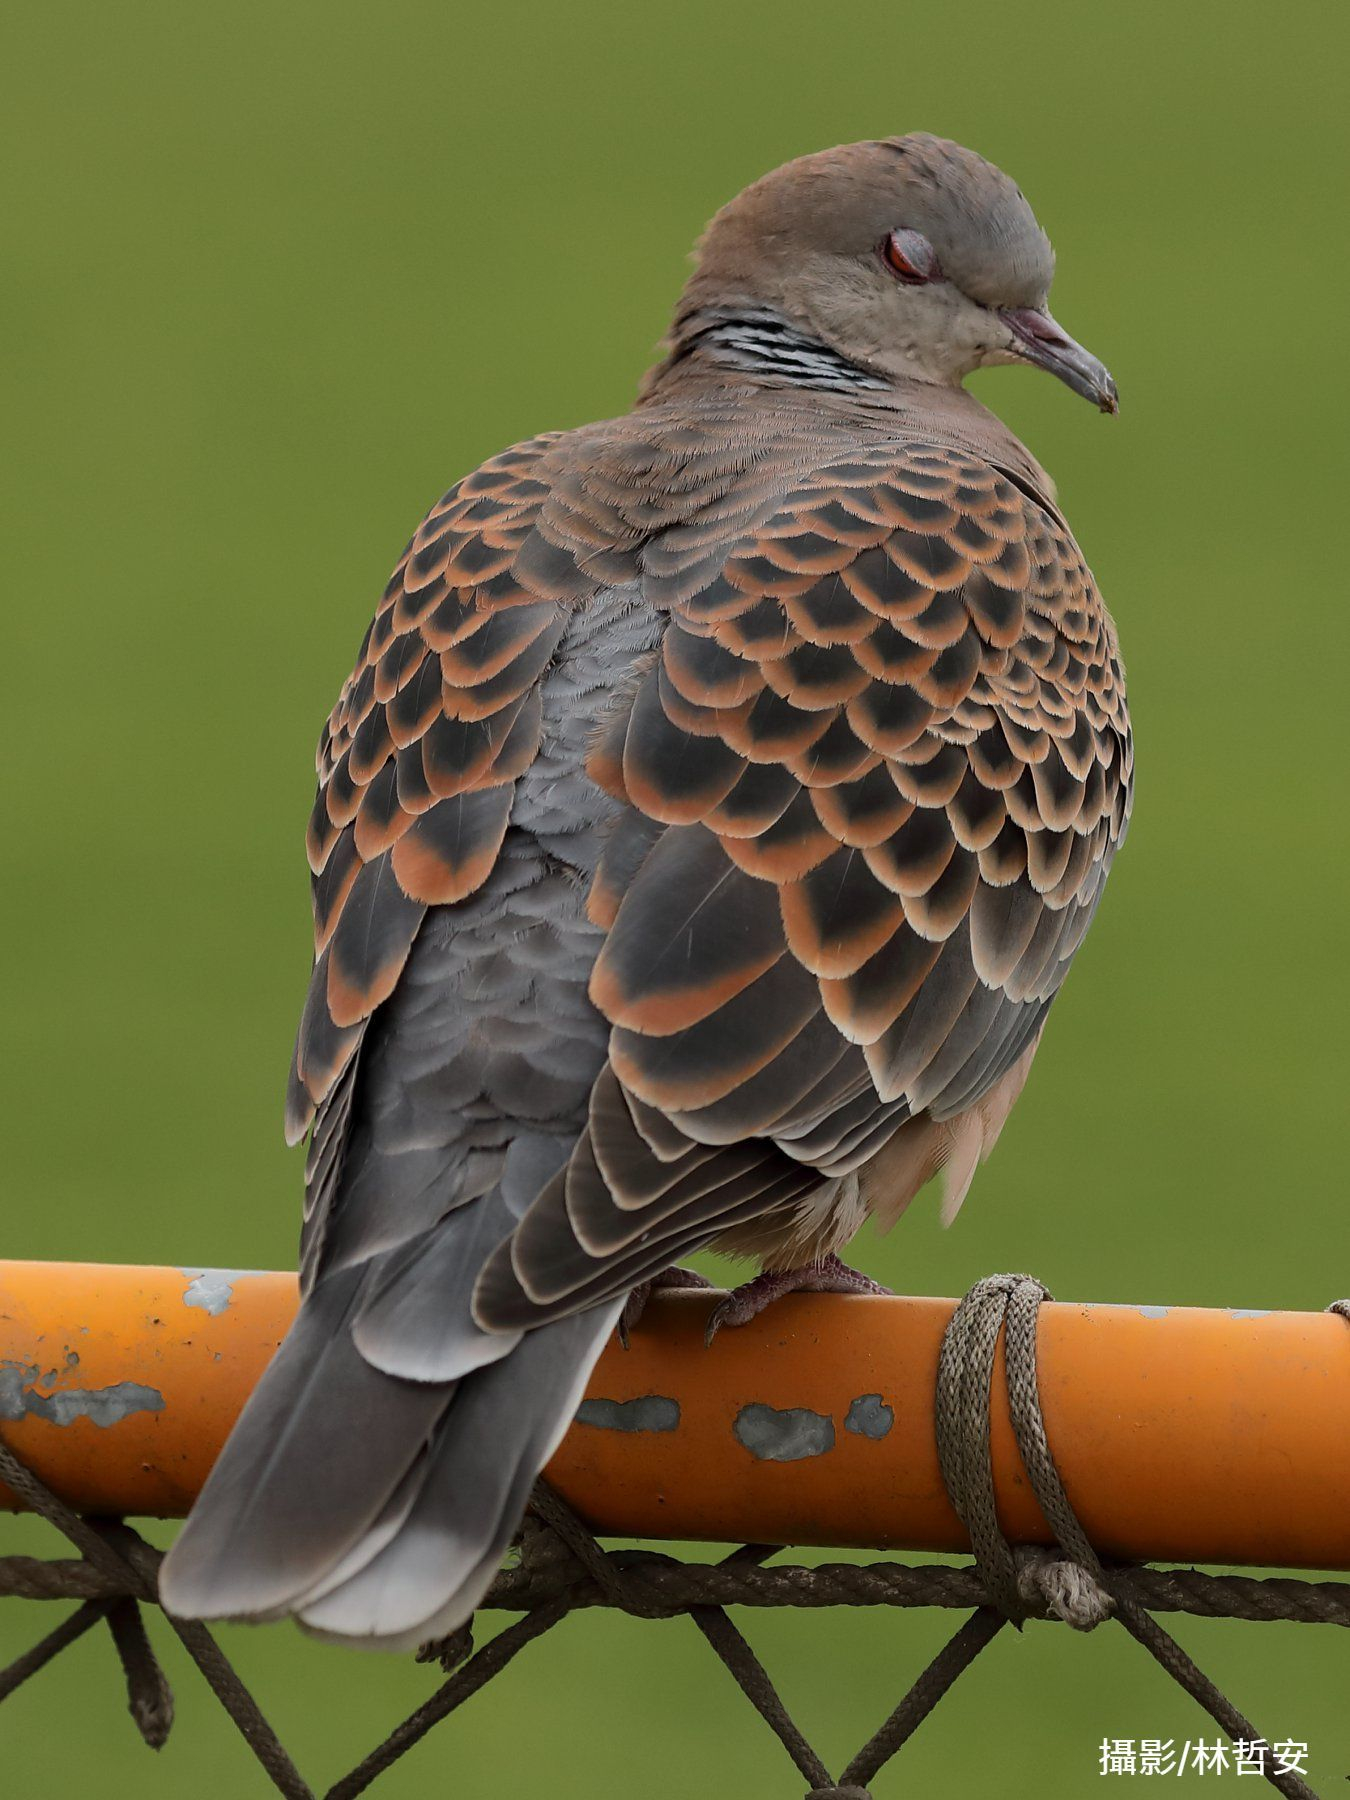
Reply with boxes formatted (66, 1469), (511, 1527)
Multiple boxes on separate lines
(1229, 1309), (1270, 1319)
(1138, 1305), (1169, 1319)
(0, 1361), (164, 1429)
(179, 1268), (261, 1316)
(734, 1403), (835, 1463)
(0, 1365), (33, 1420)
(845, 1394), (894, 1439)
(575, 1395), (680, 1434)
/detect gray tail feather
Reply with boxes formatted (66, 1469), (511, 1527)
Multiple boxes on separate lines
(159, 1235), (619, 1648)
(296, 1300), (619, 1649)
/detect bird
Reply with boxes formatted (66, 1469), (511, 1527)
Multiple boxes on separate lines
(160, 133), (1132, 1650)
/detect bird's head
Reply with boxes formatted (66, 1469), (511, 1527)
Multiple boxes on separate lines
(664, 133), (1117, 413)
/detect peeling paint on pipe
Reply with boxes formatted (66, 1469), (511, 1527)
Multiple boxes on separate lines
(180, 1269), (261, 1316)
(844, 1393), (894, 1439)
(733, 1402), (834, 1462)
(0, 1361), (165, 1429)
(575, 1395), (680, 1434)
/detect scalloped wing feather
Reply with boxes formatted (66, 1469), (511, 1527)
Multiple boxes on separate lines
(286, 436), (581, 1147)
(476, 434), (1131, 1327)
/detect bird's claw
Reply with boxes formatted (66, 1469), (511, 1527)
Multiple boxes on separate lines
(618, 1266), (715, 1347)
(703, 1255), (892, 1346)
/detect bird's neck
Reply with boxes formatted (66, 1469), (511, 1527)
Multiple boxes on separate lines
(640, 305), (888, 402)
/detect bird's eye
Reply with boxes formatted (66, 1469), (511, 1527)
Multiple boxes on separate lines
(882, 228), (941, 284)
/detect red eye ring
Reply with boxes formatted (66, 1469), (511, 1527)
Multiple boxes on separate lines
(882, 228), (941, 284)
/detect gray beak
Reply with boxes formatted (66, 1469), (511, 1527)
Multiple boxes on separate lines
(1001, 307), (1119, 414)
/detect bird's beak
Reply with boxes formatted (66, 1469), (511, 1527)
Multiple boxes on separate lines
(1001, 307), (1118, 414)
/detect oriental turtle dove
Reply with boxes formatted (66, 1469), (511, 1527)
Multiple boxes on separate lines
(162, 134), (1131, 1648)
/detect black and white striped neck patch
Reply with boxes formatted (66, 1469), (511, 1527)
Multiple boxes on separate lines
(682, 309), (887, 391)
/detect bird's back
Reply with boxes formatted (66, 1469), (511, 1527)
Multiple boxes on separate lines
(162, 379), (1130, 1647)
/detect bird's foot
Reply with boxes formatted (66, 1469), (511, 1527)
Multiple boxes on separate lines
(416, 1621), (474, 1673)
(618, 1265), (715, 1347)
(704, 1254), (893, 1346)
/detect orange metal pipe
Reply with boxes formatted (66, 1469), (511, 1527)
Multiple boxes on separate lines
(1, 1261), (1346, 1570)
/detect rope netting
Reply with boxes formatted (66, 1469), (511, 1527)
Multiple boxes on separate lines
(2, 1275), (1346, 1799)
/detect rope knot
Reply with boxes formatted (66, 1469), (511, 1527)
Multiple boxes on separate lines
(1014, 1546), (1114, 1630)
(806, 1787), (873, 1798)
(523, 1483), (682, 1618)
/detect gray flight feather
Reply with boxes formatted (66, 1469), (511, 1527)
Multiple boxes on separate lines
(296, 1300), (621, 1649)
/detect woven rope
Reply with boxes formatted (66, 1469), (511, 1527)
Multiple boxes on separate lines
(929, 1274), (1326, 1800)
(5, 1547), (1347, 1624)
(1, 1278), (1345, 1799)
(0, 1435), (314, 1798)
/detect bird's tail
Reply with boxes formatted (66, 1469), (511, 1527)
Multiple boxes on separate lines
(159, 1241), (619, 1651)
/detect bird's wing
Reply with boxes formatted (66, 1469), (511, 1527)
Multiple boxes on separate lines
(475, 436), (1132, 1327)
(286, 431), (605, 1277)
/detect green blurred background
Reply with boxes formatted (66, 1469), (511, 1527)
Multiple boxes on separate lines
(3, 0), (1346, 1792)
